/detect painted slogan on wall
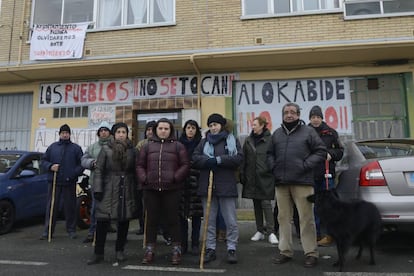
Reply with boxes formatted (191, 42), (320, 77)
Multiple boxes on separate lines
(234, 78), (352, 135)
(38, 73), (238, 108)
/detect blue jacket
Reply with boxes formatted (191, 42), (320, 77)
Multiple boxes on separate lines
(42, 139), (83, 185)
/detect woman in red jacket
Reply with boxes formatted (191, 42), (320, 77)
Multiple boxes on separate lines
(136, 118), (190, 265)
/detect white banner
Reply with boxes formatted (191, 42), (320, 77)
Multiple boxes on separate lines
(88, 105), (116, 128)
(34, 128), (99, 153)
(30, 23), (89, 60)
(234, 78), (353, 136)
(38, 73), (238, 108)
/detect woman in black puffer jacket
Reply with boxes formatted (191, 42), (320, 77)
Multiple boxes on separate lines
(179, 120), (203, 255)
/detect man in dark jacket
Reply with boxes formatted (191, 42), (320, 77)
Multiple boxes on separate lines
(308, 105), (344, 246)
(268, 103), (326, 268)
(40, 124), (83, 240)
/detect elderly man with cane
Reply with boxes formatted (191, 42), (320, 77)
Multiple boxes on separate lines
(40, 124), (83, 240)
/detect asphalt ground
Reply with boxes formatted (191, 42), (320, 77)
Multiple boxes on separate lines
(0, 213), (414, 276)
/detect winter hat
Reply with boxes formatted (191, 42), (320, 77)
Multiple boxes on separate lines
(207, 113), (226, 126)
(145, 120), (157, 130)
(59, 124), (71, 134)
(309, 105), (324, 120)
(96, 121), (111, 136)
(144, 120), (157, 139)
(111, 122), (129, 136)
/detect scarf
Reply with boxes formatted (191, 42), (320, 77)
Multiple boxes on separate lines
(203, 131), (238, 157)
(112, 139), (129, 169)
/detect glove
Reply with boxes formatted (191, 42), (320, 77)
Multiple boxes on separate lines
(205, 158), (217, 170)
(94, 192), (103, 202)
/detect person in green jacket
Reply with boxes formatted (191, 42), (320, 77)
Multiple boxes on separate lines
(81, 121), (112, 243)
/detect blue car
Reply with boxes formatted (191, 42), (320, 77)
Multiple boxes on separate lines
(0, 151), (48, 234)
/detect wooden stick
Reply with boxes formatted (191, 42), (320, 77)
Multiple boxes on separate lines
(200, 171), (214, 269)
(48, 171), (57, 243)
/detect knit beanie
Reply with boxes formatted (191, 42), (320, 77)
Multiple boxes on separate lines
(59, 124), (71, 134)
(111, 122), (129, 136)
(309, 105), (324, 119)
(96, 121), (111, 136)
(207, 113), (226, 126)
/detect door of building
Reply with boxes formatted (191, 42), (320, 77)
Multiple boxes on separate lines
(136, 111), (183, 143)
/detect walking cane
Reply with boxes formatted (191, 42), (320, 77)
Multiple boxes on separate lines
(324, 159), (332, 190)
(48, 171), (57, 243)
(200, 170), (214, 269)
(142, 209), (147, 249)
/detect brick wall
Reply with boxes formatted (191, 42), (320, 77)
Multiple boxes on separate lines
(1, 0), (413, 64)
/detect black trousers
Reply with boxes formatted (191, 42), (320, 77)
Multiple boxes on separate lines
(143, 189), (181, 245)
(94, 220), (129, 255)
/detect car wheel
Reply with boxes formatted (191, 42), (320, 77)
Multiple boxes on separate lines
(76, 194), (91, 229)
(0, 200), (15, 235)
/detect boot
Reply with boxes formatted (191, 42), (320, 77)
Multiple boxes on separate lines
(116, 251), (127, 262)
(142, 244), (155, 264)
(87, 254), (104, 265)
(171, 244), (182, 265)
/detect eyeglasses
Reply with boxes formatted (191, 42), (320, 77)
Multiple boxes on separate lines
(283, 110), (298, 116)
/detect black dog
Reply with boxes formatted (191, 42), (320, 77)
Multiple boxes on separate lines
(307, 190), (382, 272)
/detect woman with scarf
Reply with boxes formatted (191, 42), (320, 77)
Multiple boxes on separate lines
(87, 122), (138, 265)
(179, 119), (203, 255)
(192, 113), (243, 265)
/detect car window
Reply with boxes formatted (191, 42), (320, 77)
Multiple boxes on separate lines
(356, 141), (414, 159)
(0, 154), (22, 173)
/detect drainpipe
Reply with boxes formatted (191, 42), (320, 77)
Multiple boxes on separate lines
(17, 0), (28, 66)
(190, 54), (202, 124)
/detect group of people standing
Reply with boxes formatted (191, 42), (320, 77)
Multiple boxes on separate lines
(40, 102), (343, 269)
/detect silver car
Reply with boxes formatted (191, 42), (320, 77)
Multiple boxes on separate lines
(335, 139), (414, 226)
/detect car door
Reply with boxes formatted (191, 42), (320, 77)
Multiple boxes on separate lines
(9, 154), (48, 220)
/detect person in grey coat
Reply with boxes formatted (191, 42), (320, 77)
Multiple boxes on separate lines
(192, 113), (243, 265)
(268, 102), (326, 268)
(240, 116), (278, 245)
(80, 121), (112, 243)
(87, 122), (138, 265)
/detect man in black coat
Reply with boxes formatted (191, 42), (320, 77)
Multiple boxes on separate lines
(267, 103), (326, 268)
(40, 124), (83, 240)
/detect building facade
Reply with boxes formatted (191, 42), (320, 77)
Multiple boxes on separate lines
(0, 0), (413, 151)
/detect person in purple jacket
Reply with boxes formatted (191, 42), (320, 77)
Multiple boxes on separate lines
(136, 118), (190, 265)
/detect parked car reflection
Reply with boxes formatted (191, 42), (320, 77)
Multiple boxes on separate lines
(335, 139), (414, 228)
(0, 151), (48, 234)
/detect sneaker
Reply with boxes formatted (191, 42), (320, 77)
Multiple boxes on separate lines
(268, 233), (279, 244)
(40, 233), (48, 240)
(317, 235), (333, 247)
(68, 232), (77, 239)
(203, 249), (216, 264)
(227, 250), (238, 264)
(250, 231), (265, 241)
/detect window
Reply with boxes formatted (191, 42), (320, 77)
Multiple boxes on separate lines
(242, 0), (342, 17)
(33, 0), (94, 25)
(32, 0), (175, 30)
(53, 106), (88, 118)
(344, 0), (414, 19)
